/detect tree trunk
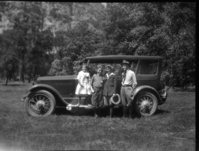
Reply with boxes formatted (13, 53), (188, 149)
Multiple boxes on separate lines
(28, 78), (31, 83)
(28, 74), (31, 83)
(68, 2), (73, 30)
(5, 76), (9, 85)
(19, 59), (23, 82)
(19, 50), (25, 83)
(22, 68), (25, 83)
(28, 66), (32, 83)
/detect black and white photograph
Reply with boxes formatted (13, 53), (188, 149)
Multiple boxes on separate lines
(0, 2), (195, 151)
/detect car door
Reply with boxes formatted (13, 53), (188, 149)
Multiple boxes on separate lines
(136, 60), (160, 89)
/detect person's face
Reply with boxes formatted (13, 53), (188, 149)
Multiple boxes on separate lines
(97, 68), (102, 74)
(106, 67), (111, 73)
(122, 64), (128, 71)
(82, 66), (86, 72)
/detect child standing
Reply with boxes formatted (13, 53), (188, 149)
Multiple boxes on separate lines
(91, 65), (104, 118)
(75, 64), (93, 106)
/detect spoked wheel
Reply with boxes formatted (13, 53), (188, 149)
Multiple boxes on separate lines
(25, 90), (56, 117)
(135, 91), (158, 117)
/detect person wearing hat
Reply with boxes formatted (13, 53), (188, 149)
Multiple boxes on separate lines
(103, 64), (117, 118)
(91, 64), (104, 118)
(121, 60), (137, 118)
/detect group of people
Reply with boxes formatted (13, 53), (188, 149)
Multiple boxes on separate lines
(75, 60), (137, 118)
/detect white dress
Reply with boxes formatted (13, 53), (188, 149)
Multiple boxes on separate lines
(75, 71), (93, 95)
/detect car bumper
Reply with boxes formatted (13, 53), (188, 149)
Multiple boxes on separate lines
(159, 89), (168, 105)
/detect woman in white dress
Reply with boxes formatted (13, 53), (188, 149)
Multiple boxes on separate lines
(75, 64), (93, 105)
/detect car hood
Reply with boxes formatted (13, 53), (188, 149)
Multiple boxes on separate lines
(37, 75), (77, 81)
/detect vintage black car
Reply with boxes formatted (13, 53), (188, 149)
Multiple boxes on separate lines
(22, 55), (168, 117)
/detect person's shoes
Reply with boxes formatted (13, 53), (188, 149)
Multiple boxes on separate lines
(94, 107), (99, 118)
(110, 107), (113, 118)
(98, 109), (101, 117)
(128, 106), (133, 119)
(106, 108), (109, 117)
(123, 106), (128, 118)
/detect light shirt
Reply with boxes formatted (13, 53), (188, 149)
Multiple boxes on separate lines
(91, 74), (103, 88)
(122, 69), (137, 87)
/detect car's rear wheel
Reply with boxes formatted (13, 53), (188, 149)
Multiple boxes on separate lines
(25, 90), (56, 117)
(134, 91), (158, 117)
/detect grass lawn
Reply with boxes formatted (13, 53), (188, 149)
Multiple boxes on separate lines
(0, 82), (195, 151)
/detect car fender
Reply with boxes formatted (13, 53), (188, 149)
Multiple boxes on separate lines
(27, 84), (67, 105)
(132, 85), (161, 104)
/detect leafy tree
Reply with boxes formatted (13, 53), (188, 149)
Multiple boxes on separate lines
(162, 2), (196, 89)
(48, 57), (73, 76)
(102, 2), (195, 88)
(0, 29), (18, 84)
(0, 1), (55, 82)
(57, 20), (105, 74)
(0, 2), (195, 88)
(25, 29), (54, 81)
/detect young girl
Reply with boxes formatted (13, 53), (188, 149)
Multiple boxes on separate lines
(75, 64), (93, 106)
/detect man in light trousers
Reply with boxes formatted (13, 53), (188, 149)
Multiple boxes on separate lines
(120, 60), (137, 118)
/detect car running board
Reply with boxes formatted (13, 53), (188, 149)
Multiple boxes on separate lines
(66, 103), (93, 110)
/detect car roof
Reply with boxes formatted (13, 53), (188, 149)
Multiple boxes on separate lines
(85, 55), (162, 63)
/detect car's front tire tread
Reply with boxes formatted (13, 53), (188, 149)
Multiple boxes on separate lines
(25, 90), (56, 117)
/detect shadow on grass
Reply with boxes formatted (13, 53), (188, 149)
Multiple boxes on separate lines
(54, 107), (94, 117)
(45, 106), (170, 119)
(54, 107), (140, 118)
(155, 109), (170, 115)
(169, 87), (195, 92)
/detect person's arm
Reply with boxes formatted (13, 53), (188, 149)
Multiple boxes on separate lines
(113, 75), (117, 95)
(121, 72), (124, 85)
(132, 71), (137, 89)
(77, 71), (83, 87)
(102, 74), (107, 84)
(89, 73), (94, 87)
(88, 72), (91, 84)
(78, 79), (82, 86)
(88, 73), (94, 92)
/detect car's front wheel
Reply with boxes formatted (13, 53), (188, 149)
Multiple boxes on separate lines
(134, 91), (158, 117)
(25, 90), (56, 117)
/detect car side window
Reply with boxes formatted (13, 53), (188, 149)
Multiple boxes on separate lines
(137, 60), (159, 75)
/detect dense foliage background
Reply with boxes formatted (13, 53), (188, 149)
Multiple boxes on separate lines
(0, 2), (195, 88)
